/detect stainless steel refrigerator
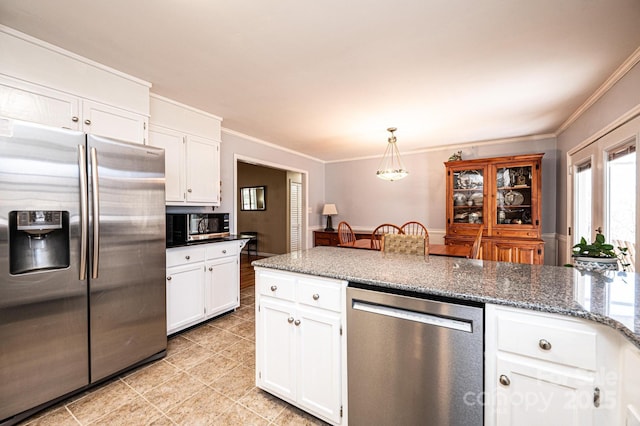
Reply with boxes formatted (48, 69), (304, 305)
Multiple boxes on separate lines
(0, 118), (167, 424)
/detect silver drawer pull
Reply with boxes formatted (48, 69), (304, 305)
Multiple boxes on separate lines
(499, 375), (510, 386)
(208, 267), (213, 271)
(294, 319), (301, 326)
(312, 293), (320, 300)
(287, 317), (294, 324)
(270, 285), (277, 291)
(222, 249), (227, 254)
(167, 276), (172, 281)
(185, 255), (190, 260)
(538, 339), (552, 350)
(593, 387), (600, 408)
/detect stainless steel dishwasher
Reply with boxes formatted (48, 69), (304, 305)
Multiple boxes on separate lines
(347, 285), (484, 426)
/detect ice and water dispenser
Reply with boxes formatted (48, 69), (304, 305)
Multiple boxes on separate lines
(9, 210), (70, 274)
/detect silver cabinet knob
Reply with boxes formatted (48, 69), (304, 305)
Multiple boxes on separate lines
(499, 375), (510, 386)
(84, 119), (91, 125)
(593, 387), (600, 407)
(185, 255), (190, 260)
(294, 319), (301, 326)
(187, 188), (193, 193)
(72, 116), (79, 122)
(270, 285), (277, 291)
(287, 317), (294, 324)
(166, 276), (172, 281)
(208, 266), (213, 271)
(538, 339), (552, 350)
(222, 250), (227, 254)
(312, 293), (320, 300)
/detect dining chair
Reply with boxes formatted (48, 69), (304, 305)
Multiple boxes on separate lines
(337, 221), (356, 246)
(469, 226), (484, 259)
(370, 223), (404, 250)
(381, 234), (427, 255)
(400, 221), (429, 237)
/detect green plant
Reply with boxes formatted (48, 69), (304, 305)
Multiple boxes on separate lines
(570, 232), (630, 269)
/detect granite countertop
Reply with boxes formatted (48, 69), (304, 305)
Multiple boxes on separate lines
(167, 234), (251, 249)
(253, 246), (640, 349)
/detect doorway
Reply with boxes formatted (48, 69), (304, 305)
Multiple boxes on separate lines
(568, 115), (639, 271)
(234, 155), (307, 256)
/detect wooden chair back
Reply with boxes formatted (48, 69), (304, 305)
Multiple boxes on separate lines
(382, 234), (427, 255)
(470, 226), (483, 259)
(337, 221), (356, 246)
(401, 221), (429, 237)
(370, 223), (403, 250)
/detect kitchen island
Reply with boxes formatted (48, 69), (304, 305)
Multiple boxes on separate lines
(253, 246), (640, 425)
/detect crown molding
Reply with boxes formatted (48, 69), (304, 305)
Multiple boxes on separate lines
(556, 45), (640, 135)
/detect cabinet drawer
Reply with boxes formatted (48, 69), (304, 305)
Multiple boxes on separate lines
(205, 241), (238, 259)
(166, 246), (205, 267)
(258, 271), (296, 301)
(497, 314), (597, 370)
(297, 278), (342, 312)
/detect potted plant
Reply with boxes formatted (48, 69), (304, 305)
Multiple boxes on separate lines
(570, 232), (630, 272)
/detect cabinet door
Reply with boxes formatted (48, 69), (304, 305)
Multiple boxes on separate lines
(0, 77), (80, 129)
(447, 164), (487, 236)
(496, 356), (595, 426)
(166, 263), (205, 335)
(296, 306), (342, 424)
(492, 241), (543, 264)
(257, 297), (296, 401)
(185, 135), (220, 204)
(205, 256), (239, 319)
(148, 126), (185, 203)
(82, 100), (147, 144)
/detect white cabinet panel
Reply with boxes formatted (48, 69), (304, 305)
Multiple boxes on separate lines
(0, 77), (79, 129)
(82, 100), (147, 144)
(148, 126), (184, 203)
(166, 262), (205, 335)
(205, 256), (239, 318)
(496, 355), (595, 426)
(186, 135), (220, 204)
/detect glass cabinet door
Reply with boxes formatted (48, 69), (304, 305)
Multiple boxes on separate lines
(452, 168), (484, 224)
(495, 166), (533, 226)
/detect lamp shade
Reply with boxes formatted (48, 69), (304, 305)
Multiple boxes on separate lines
(322, 204), (338, 215)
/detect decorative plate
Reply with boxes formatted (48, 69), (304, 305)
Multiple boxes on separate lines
(504, 190), (524, 206)
(455, 170), (483, 189)
(470, 192), (483, 206)
(453, 193), (467, 206)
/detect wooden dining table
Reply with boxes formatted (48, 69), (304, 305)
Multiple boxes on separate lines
(338, 239), (374, 249)
(428, 244), (471, 258)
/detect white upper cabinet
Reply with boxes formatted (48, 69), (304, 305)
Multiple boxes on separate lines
(149, 95), (222, 206)
(0, 28), (150, 144)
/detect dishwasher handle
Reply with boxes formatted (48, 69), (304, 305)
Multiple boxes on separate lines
(352, 300), (473, 333)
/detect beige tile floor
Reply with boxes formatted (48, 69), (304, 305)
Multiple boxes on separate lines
(20, 286), (329, 426)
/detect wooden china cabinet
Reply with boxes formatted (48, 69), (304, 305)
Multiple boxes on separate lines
(444, 153), (544, 264)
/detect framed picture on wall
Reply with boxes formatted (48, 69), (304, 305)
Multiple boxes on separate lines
(241, 186), (266, 211)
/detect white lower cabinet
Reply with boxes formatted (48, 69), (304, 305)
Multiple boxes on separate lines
(204, 243), (239, 319)
(255, 268), (346, 425)
(166, 241), (241, 335)
(485, 304), (621, 426)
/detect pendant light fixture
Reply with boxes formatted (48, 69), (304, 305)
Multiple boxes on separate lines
(376, 127), (408, 181)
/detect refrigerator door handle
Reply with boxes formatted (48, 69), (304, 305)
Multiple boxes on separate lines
(78, 144), (88, 280)
(90, 147), (100, 279)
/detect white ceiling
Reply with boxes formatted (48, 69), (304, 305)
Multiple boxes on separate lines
(2, 0), (640, 161)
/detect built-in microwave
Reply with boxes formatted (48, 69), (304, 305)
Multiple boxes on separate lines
(166, 213), (230, 246)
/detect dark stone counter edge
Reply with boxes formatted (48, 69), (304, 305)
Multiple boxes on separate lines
(167, 235), (250, 249)
(252, 262), (640, 351)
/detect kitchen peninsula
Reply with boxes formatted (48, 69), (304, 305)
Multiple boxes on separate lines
(253, 246), (640, 425)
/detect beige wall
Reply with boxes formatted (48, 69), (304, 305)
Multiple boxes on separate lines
(237, 162), (288, 255)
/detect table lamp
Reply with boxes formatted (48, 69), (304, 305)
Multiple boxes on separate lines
(322, 204), (338, 231)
